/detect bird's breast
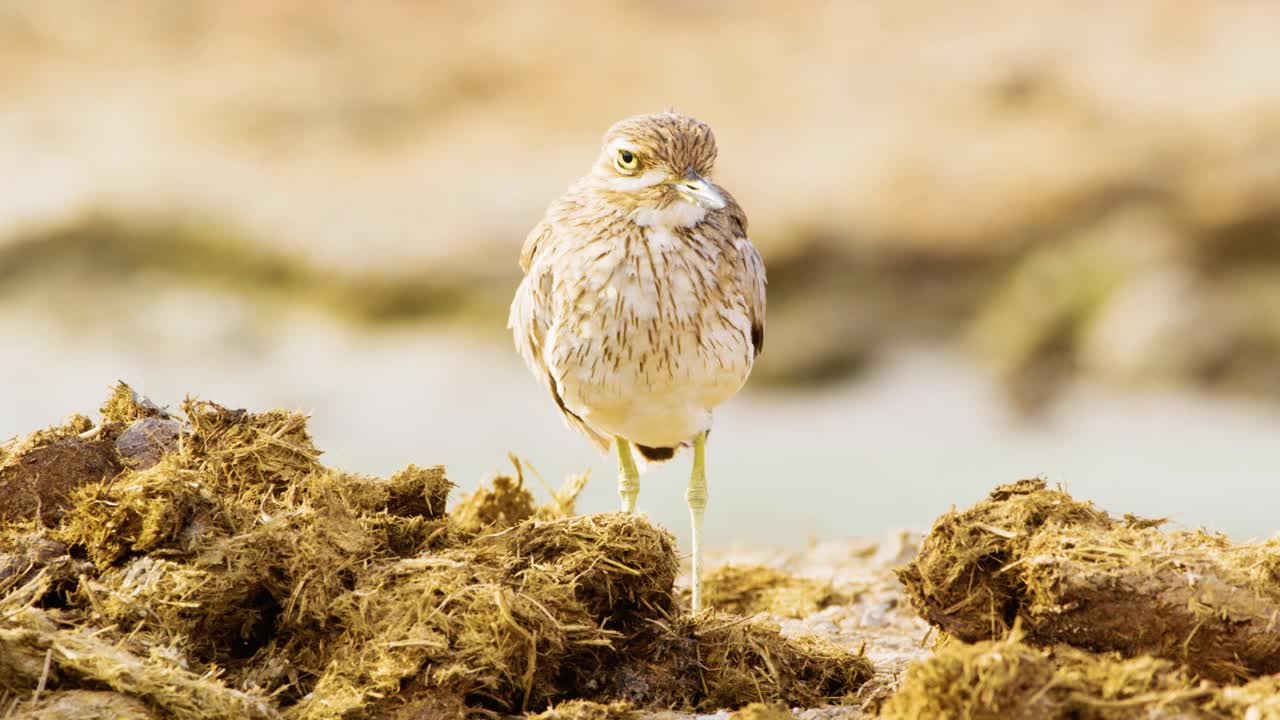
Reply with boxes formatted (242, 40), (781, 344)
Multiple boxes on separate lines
(557, 224), (723, 324)
(546, 221), (754, 397)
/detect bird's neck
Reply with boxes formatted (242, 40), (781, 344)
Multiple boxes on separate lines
(630, 201), (708, 230)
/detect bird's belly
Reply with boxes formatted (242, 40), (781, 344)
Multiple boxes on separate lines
(542, 233), (756, 446)
(550, 316), (753, 448)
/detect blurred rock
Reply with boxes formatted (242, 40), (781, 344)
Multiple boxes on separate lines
(1078, 267), (1224, 382)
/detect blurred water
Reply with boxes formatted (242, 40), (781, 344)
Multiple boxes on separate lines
(4, 305), (1280, 552)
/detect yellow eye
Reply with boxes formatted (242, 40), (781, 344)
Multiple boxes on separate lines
(615, 149), (640, 174)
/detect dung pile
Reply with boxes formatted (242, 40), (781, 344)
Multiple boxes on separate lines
(880, 633), (1280, 720)
(450, 455), (590, 535)
(0, 384), (873, 718)
(898, 478), (1280, 686)
(700, 564), (850, 619)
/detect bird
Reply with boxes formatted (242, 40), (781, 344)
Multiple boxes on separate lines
(508, 112), (766, 612)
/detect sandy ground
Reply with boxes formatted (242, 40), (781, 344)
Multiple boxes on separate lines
(691, 536), (932, 719)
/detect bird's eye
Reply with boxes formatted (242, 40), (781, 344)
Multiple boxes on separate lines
(615, 149), (640, 174)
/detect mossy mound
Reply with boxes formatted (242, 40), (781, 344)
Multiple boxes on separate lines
(0, 384), (873, 717)
(898, 479), (1280, 682)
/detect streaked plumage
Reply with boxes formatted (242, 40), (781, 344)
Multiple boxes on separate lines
(508, 112), (766, 611)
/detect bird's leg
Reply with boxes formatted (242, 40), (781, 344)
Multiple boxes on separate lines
(616, 436), (640, 513)
(687, 431), (708, 613)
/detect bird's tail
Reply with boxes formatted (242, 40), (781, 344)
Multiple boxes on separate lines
(635, 444), (676, 461)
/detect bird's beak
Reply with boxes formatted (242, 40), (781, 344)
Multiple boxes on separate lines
(670, 170), (727, 210)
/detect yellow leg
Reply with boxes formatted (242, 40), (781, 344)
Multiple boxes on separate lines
(616, 437), (640, 513)
(687, 432), (708, 613)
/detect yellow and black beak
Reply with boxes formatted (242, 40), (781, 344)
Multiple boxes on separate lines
(670, 170), (726, 210)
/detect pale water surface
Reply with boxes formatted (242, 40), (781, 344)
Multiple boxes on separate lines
(5, 307), (1280, 552)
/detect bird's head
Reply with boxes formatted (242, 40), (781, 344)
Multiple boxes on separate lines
(589, 112), (727, 222)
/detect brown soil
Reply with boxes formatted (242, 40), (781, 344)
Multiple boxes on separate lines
(0, 435), (121, 525)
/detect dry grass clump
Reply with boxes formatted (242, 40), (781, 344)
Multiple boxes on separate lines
(898, 479), (1280, 682)
(599, 612), (873, 712)
(11, 690), (161, 720)
(880, 633), (1280, 720)
(0, 600), (275, 719)
(728, 703), (793, 720)
(503, 513), (679, 623)
(299, 513), (677, 717)
(99, 381), (171, 425)
(0, 385), (873, 717)
(526, 700), (638, 720)
(1, 414), (95, 458)
(688, 616), (872, 711)
(0, 534), (90, 607)
(452, 457), (589, 534)
(701, 564), (848, 618)
(452, 473), (538, 533)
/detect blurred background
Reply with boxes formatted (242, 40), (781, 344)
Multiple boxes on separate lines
(3, 0), (1280, 549)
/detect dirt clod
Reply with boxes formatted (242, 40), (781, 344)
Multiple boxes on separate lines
(0, 435), (122, 525)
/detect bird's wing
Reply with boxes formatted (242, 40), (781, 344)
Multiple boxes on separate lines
(518, 218), (548, 274)
(740, 237), (767, 356)
(509, 220), (612, 452)
(719, 198), (766, 357)
(509, 222), (553, 385)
